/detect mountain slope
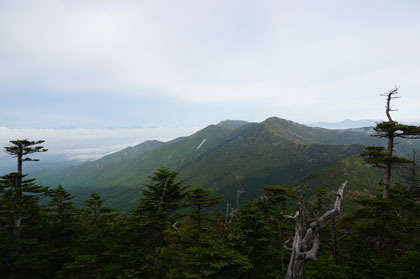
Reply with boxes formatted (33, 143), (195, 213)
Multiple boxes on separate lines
(31, 117), (420, 211)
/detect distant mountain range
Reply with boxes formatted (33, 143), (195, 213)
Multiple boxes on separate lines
(308, 119), (420, 129)
(29, 117), (420, 212)
(308, 119), (378, 129)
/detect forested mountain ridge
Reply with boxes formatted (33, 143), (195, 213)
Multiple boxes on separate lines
(2, 115), (420, 279)
(30, 117), (419, 211)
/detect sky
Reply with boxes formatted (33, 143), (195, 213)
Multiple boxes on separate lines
(1, 0), (420, 165)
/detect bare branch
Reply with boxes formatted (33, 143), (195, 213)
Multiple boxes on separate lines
(304, 233), (319, 261)
(284, 211), (299, 221)
(283, 239), (293, 251)
(172, 221), (178, 231)
(286, 181), (347, 279)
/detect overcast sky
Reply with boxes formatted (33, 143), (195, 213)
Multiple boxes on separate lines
(1, 0), (420, 164)
(1, 0), (420, 128)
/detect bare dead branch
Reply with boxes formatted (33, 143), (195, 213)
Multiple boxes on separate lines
(172, 221), (178, 231)
(286, 181), (347, 279)
(284, 211), (299, 221)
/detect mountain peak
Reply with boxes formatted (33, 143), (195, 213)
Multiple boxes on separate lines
(216, 120), (249, 130)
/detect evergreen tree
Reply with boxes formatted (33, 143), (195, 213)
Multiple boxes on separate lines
(362, 88), (420, 199)
(186, 188), (223, 247)
(129, 167), (189, 276)
(260, 185), (297, 272)
(132, 167), (189, 250)
(1, 139), (47, 279)
(0, 173), (48, 278)
(56, 193), (116, 279)
(42, 185), (78, 276)
(48, 184), (76, 230)
(407, 149), (420, 199)
(231, 202), (279, 278)
(340, 195), (420, 279)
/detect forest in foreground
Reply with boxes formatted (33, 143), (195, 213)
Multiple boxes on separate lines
(1, 89), (420, 279)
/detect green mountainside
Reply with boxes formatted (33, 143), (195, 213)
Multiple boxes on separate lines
(31, 117), (419, 211)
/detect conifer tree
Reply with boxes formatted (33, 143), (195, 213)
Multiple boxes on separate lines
(362, 88), (420, 199)
(56, 193), (116, 279)
(48, 185), (76, 230)
(130, 167), (189, 276)
(42, 185), (77, 277)
(186, 188), (223, 247)
(2, 139), (47, 279)
(133, 167), (189, 239)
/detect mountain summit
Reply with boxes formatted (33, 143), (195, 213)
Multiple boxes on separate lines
(31, 117), (419, 211)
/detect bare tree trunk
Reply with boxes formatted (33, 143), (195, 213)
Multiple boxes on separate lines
(383, 134), (394, 199)
(285, 182), (347, 279)
(382, 88), (397, 199)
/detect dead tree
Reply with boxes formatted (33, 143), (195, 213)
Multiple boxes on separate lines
(284, 181), (347, 279)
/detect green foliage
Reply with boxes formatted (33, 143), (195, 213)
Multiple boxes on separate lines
(186, 188), (223, 247)
(31, 117), (420, 211)
(180, 233), (252, 279)
(340, 195), (420, 279)
(373, 121), (420, 139)
(2, 119), (420, 279)
(303, 256), (350, 279)
(231, 202), (283, 278)
(48, 185), (76, 228)
(361, 145), (412, 167)
(4, 139), (48, 162)
(391, 250), (420, 279)
(133, 167), (189, 232)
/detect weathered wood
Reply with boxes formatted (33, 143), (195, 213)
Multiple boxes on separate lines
(285, 181), (347, 279)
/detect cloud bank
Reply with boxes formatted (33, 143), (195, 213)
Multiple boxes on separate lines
(0, 126), (200, 166)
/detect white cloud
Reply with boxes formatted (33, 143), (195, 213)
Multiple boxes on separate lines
(0, 126), (200, 163)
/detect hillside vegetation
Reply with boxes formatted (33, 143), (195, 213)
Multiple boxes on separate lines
(30, 117), (420, 211)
